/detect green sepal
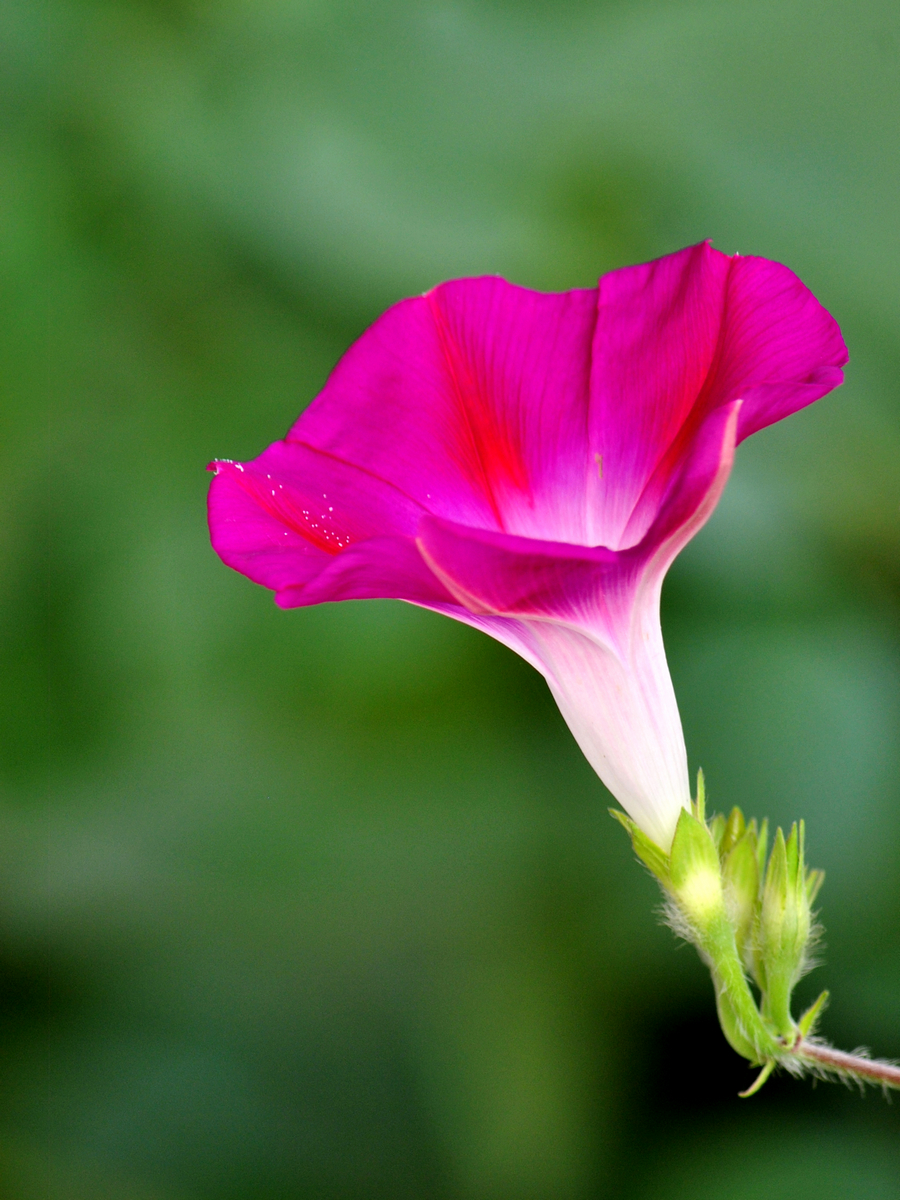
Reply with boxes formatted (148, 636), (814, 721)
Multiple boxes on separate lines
(806, 868), (825, 906)
(608, 809), (669, 886)
(765, 825), (788, 897)
(756, 818), (769, 881)
(798, 989), (829, 1038)
(692, 768), (707, 823)
(611, 790), (827, 1085)
(668, 807), (724, 926)
(718, 807), (747, 860)
(708, 812), (727, 852)
(722, 827), (760, 974)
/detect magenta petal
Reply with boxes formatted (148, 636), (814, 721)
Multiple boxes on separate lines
(277, 535), (455, 608)
(208, 244), (848, 848)
(208, 440), (427, 596)
(208, 461), (332, 595)
(290, 277), (600, 542)
(628, 399), (742, 573)
(417, 517), (629, 626)
(715, 254), (848, 443)
(588, 243), (733, 549)
(587, 243), (847, 549)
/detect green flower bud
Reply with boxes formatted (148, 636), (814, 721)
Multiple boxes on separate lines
(668, 807), (778, 1065)
(611, 798), (789, 1075)
(755, 822), (815, 1037)
(610, 791), (844, 1095)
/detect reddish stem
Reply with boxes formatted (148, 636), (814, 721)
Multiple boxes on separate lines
(795, 1039), (900, 1088)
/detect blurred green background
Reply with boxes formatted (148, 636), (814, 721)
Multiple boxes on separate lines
(6, 0), (900, 1196)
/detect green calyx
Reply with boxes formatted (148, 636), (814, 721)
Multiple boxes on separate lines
(611, 771), (827, 1094)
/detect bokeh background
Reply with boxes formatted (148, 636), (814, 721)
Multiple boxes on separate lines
(7, 0), (900, 1196)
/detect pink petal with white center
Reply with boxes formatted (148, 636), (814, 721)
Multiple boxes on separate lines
(207, 245), (847, 846)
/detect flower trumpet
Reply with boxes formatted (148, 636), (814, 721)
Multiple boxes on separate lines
(208, 244), (900, 1093)
(209, 242), (845, 851)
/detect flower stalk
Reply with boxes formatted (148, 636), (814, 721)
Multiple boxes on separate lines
(613, 772), (900, 1096)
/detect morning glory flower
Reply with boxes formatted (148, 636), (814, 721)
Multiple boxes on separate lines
(208, 243), (846, 851)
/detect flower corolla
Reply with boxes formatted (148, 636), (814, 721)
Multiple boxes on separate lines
(208, 243), (846, 850)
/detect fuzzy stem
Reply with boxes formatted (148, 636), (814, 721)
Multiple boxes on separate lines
(791, 1039), (900, 1088)
(695, 909), (780, 1063)
(761, 973), (796, 1040)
